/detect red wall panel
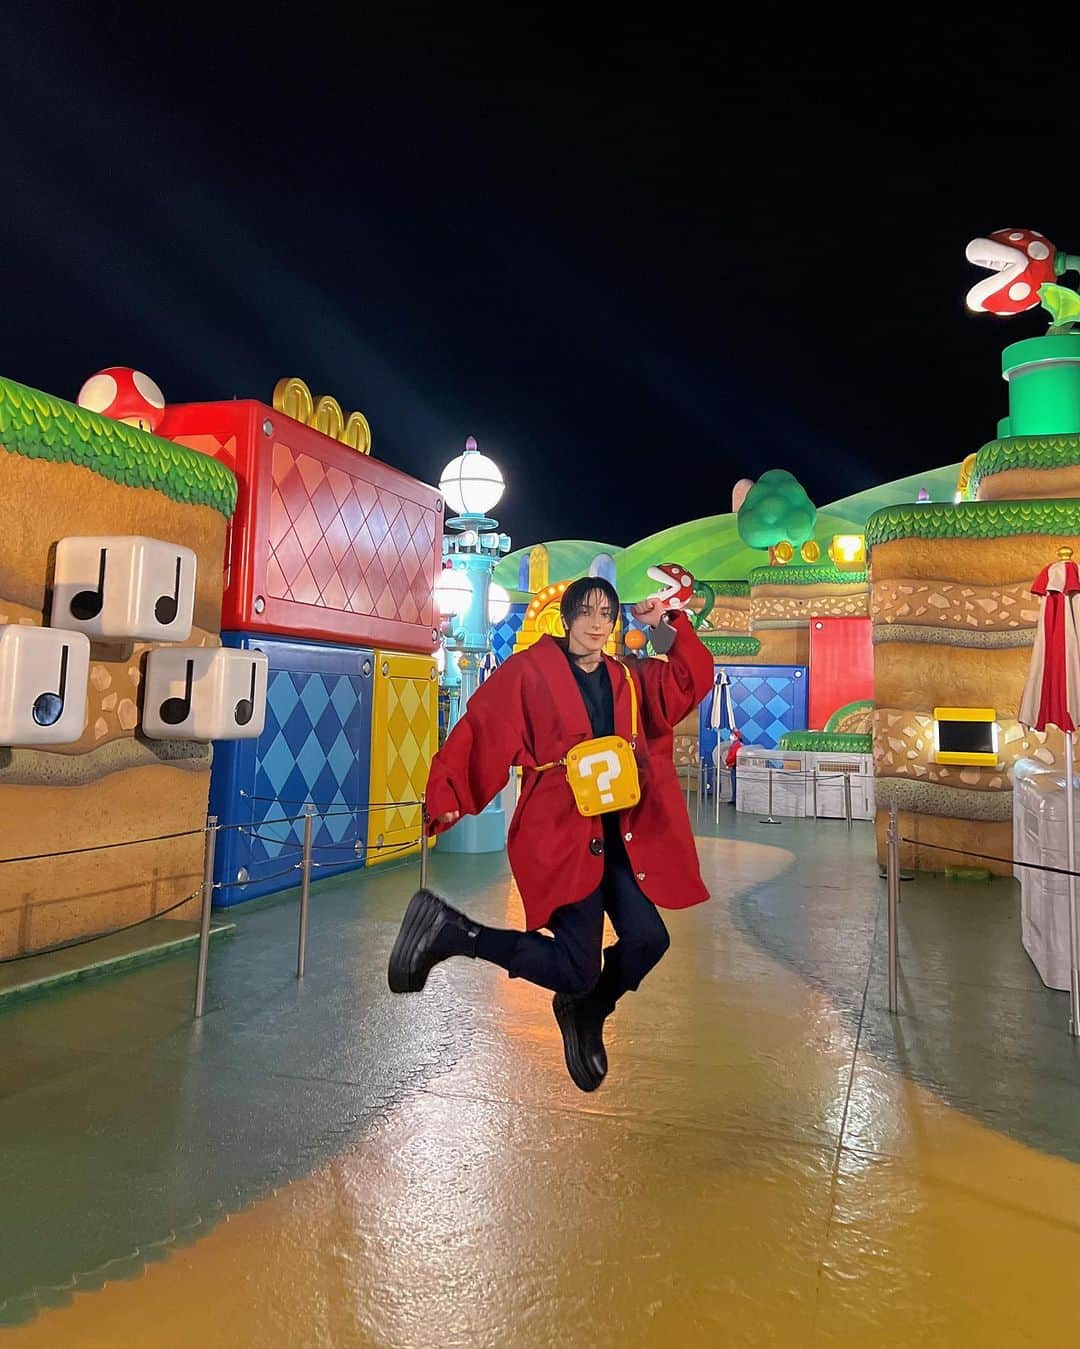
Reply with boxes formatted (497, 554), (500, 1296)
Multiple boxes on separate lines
(808, 616), (873, 730)
(161, 400), (442, 653)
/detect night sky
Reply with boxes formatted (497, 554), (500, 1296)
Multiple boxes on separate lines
(3, 13), (1079, 548)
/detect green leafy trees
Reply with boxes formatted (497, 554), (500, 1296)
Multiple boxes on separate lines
(736, 469), (817, 553)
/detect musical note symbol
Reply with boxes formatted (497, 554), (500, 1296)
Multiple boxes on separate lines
(160, 659), (194, 726)
(154, 557), (183, 625)
(234, 662), (258, 726)
(70, 549), (107, 621)
(32, 645), (68, 727)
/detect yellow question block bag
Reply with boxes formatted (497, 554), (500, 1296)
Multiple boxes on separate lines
(536, 667), (641, 816)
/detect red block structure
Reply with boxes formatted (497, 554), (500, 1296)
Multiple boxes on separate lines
(808, 615), (873, 729)
(161, 401), (442, 653)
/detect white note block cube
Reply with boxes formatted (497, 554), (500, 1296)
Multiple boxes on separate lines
(142, 647), (268, 741)
(0, 626), (90, 745)
(52, 536), (197, 642)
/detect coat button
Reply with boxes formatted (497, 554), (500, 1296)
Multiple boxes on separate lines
(624, 831), (633, 842)
(589, 839), (604, 856)
(636, 871), (646, 881)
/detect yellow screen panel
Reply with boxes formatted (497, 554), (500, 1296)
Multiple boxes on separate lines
(933, 708), (998, 767)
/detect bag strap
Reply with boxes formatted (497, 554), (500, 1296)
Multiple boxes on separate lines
(533, 662), (638, 773)
(624, 663), (638, 745)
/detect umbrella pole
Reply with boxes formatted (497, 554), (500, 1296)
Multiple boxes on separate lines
(1067, 730), (1080, 1038)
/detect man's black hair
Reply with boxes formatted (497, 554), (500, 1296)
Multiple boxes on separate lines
(559, 575), (621, 627)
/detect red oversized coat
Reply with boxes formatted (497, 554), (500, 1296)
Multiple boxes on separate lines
(425, 612), (715, 930)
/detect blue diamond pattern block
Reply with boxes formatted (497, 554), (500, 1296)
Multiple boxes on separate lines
(490, 606), (526, 663)
(699, 665), (808, 756)
(210, 633), (375, 906)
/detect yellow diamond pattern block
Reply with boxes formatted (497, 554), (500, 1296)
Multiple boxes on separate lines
(368, 651), (439, 865)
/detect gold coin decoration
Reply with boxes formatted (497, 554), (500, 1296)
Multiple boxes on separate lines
(272, 377), (372, 454)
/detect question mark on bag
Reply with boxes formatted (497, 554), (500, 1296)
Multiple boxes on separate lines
(577, 750), (622, 805)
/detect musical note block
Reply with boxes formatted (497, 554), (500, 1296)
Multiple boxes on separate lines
(0, 626), (90, 745)
(142, 647), (268, 741)
(52, 536), (197, 642)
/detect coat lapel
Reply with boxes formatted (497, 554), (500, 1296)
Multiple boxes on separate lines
(530, 638), (641, 747)
(530, 636), (593, 742)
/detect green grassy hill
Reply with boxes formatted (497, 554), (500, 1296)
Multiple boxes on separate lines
(615, 463), (960, 596)
(494, 463), (961, 598)
(493, 539), (622, 591)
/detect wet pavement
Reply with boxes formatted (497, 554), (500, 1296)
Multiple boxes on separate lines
(4, 812), (1080, 1345)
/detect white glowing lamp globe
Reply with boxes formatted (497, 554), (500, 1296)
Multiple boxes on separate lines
(439, 436), (504, 516)
(488, 582), (511, 625)
(435, 569), (473, 618)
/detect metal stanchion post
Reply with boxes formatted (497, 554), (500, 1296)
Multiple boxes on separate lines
(887, 801), (899, 1015)
(419, 792), (429, 892)
(296, 808), (314, 980)
(844, 773), (853, 832)
(811, 768), (818, 820)
(194, 815), (218, 1019)
(760, 768), (782, 825)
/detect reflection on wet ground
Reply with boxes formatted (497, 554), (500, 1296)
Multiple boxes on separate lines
(5, 813), (1080, 1345)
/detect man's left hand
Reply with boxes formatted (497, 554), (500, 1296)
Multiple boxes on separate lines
(631, 598), (671, 628)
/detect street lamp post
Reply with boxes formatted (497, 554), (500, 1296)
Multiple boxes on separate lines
(436, 436), (512, 853)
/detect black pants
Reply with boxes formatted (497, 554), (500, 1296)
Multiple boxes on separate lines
(483, 846), (671, 1015)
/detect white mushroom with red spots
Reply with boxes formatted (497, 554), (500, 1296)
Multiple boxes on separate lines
(965, 228), (1058, 315)
(76, 367), (166, 433)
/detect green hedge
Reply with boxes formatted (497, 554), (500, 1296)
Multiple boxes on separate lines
(0, 375), (237, 517)
(777, 731), (873, 753)
(700, 635), (761, 657)
(866, 499), (1080, 548)
(969, 435), (1080, 499)
(747, 563), (867, 588)
(701, 579), (750, 598)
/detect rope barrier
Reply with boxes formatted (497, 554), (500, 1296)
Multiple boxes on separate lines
(0, 827), (207, 867)
(0, 797), (428, 988)
(230, 836), (421, 868)
(239, 791), (422, 811)
(226, 806), (420, 829)
(213, 864), (300, 890)
(310, 839), (424, 866)
(220, 811), (327, 829)
(239, 830), (363, 853)
(0, 886), (204, 965)
(360, 837), (424, 857)
(899, 836), (1080, 879)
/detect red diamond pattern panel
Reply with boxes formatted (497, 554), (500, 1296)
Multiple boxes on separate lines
(268, 445), (437, 628)
(161, 400), (442, 654)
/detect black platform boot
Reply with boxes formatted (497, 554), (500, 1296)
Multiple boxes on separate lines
(387, 889), (481, 993)
(552, 992), (608, 1092)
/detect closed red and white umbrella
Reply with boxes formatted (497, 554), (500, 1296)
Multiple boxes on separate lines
(1019, 546), (1080, 1032)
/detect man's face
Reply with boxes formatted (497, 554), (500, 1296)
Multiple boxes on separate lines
(566, 590), (617, 654)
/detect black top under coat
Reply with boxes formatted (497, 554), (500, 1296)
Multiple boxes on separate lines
(559, 642), (623, 851)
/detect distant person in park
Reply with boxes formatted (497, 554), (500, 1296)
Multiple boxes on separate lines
(725, 727), (743, 805)
(388, 576), (715, 1092)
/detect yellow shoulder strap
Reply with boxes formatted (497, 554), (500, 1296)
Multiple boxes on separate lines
(623, 664), (638, 743)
